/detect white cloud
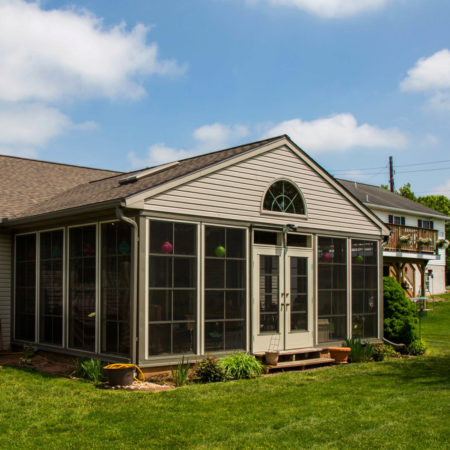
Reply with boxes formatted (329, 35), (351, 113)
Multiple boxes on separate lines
(128, 123), (249, 168)
(401, 49), (450, 92)
(265, 113), (406, 153)
(0, 103), (97, 156)
(401, 49), (450, 111)
(0, 0), (184, 102)
(250, 0), (391, 18)
(0, 103), (71, 147)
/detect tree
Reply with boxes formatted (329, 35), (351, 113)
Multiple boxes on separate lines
(398, 183), (417, 201)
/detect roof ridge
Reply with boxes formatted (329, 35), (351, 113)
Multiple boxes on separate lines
(0, 153), (121, 173)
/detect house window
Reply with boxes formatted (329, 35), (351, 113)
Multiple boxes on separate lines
(39, 230), (63, 346)
(388, 215), (405, 225)
(318, 237), (347, 342)
(15, 234), (36, 342)
(204, 226), (246, 351)
(263, 180), (305, 214)
(148, 220), (197, 356)
(68, 225), (97, 351)
(352, 240), (378, 339)
(418, 219), (433, 230)
(101, 222), (132, 356)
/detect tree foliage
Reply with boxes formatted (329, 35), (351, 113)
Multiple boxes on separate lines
(383, 277), (418, 346)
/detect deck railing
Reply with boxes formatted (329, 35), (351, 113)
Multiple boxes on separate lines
(385, 224), (438, 254)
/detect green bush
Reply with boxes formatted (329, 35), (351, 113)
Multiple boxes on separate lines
(193, 356), (227, 383)
(344, 338), (373, 362)
(407, 339), (427, 356)
(383, 277), (419, 346)
(219, 353), (263, 380)
(372, 343), (399, 361)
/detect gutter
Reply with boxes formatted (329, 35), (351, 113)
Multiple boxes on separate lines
(115, 207), (139, 365)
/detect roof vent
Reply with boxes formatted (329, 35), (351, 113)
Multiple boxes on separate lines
(354, 182), (358, 189)
(366, 194), (369, 202)
(119, 161), (179, 185)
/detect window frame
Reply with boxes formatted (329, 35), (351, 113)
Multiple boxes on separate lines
(261, 178), (308, 219)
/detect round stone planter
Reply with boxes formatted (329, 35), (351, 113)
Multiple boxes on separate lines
(104, 366), (135, 386)
(265, 351), (279, 365)
(328, 347), (351, 365)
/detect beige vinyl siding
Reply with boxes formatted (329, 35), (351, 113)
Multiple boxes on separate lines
(0, 232), (11, 350)
(144, 146), (381, 235)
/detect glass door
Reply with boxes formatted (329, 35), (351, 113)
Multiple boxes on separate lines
(252, 246), (313, 353)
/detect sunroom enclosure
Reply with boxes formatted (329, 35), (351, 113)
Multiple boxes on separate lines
(14, 214), (381, 366)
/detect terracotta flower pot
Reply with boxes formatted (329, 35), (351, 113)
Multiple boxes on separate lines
(265, 351), (279, 365)
(328, 347), (351, 365)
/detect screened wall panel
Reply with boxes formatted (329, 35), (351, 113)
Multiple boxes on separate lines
(69, 225), (96, 351)
(101, 222), (131, 356)
(39, 230), (63, 346)
(352, 240), (378, 339)
(15, 234), (36, 341)
(148, 221), (197, 356)
(204, 226), (246, 351)
(318, 237), (348, 342)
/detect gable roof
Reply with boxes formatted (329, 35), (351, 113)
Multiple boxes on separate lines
(4, 136), (283, 222)
(338, 179), (448, 219)
(0, 154), (121, 219)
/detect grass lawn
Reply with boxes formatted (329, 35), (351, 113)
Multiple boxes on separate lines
(1, 305), (449, 449)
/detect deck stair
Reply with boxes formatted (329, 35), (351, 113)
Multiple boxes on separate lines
(254, 347), (335, 373)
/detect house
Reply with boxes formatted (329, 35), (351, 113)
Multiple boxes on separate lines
(339, 180), (448, 297)
(0, 135), (390, 368)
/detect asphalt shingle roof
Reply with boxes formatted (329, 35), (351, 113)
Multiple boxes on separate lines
(338, 179), (448, 218)
(0, 155), (121, 219)
(5, 136), (283, 222)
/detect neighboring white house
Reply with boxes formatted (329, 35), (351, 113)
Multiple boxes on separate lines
(339, 180), (448, 296)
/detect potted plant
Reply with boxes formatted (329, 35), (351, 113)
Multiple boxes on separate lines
(328, 346), (351, 364)
(417, 237), (432, 246)
(264, 351), (279, 365)
(399, 234), (411, 246)
(437, 239), (449, 249)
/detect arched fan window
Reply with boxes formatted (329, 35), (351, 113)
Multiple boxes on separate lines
(263, 180), (306, 215)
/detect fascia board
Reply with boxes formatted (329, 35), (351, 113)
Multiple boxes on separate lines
(369, 204), (449, 221)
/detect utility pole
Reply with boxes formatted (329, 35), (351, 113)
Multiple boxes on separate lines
(389, 156), (394, 192)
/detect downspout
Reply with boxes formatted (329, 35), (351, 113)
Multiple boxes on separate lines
(115, 207), (139, 364)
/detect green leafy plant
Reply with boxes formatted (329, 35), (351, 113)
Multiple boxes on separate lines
(384, 277), (419, 346)
(372, 343), (399, 361)
(171, 356), (190, 387)
(71, 358), (105, 383)
(81, 359), (106, 384)
(344, 338), (373, 362)
(219, 352), (263, 380)
(193, 356), (227, 383)
(407, 339), (427, 356)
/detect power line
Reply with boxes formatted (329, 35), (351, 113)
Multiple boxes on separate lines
(396, 166), (450, 174)
(395, 159), (450, 168)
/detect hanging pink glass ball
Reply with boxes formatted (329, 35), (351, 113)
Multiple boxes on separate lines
(161, 241), (173, 254)
(322, 252), (332, 262)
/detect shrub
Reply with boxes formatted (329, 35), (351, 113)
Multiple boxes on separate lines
(219, 352), (263, 380)
(344, 338), (373, 362)
(193, 356), (227, 383)
(171, 356), (190, 387)
(407, 339), (427, 356)
(372, 343), (399, 361)
(383, 277), (419, 346)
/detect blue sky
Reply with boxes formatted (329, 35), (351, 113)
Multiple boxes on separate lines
(1, 0), (450, 196)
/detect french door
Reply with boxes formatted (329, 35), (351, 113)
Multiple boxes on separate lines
(252, 246), (313, 353)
